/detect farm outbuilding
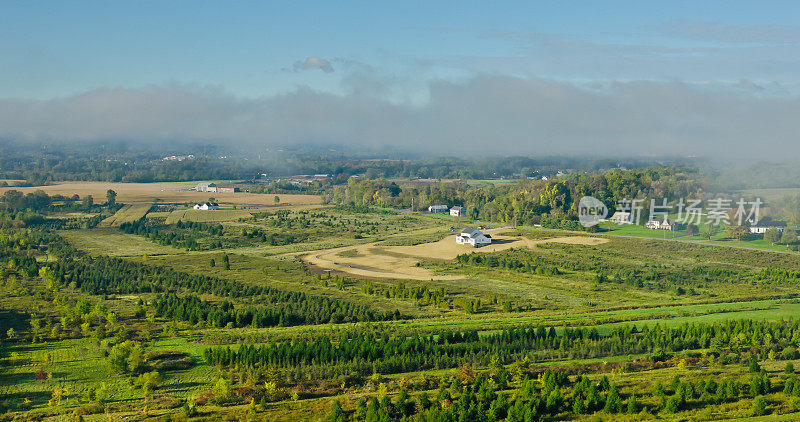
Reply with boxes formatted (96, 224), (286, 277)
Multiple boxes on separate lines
(428, 205), (449, 213)
(196, 182), (217, 193)
(216, 187), (239, 193)
(450, 206), (466, 217)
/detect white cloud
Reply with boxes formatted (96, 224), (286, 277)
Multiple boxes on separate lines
(292, 57), (334, 73)
(2, 76), (800, 160)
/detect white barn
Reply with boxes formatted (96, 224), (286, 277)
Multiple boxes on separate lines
(456, 228), (492, 247)
(193, 202), (219, 210)
(196, 182), (217, 193)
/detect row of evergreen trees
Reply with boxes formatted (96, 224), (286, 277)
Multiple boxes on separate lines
(152, 293), (400, 327)
(456, 252), (561, 276)
(120, 219), (217, 250)
(328, 370), (755, 421)
(204, 319), (800, 378)
(9, 229), (399, 327)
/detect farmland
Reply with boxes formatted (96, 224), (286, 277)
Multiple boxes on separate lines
(7, 2), (800, 419)
(0, 181), (322, 206)
(301, 230), (607, 280)
(5, 179), (800, 421)
(99, 204), (154, 227)
(163, 208), (255, 224)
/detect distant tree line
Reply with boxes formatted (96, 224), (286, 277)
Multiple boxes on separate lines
(328, 166), (704, 228)
(0, 140), (692, 184)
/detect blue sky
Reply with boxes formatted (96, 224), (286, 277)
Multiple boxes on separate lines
(4, 1), (800, 99)
(3, 1), (800, 158)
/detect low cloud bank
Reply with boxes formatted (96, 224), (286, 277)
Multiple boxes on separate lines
(1, 75), (798, 160)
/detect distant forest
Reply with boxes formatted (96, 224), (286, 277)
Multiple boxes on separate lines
(0, 141), (693, 184)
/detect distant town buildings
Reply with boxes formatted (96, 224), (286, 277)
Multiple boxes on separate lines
(162, 155), (195, 161)
(288, 174), (330, 185)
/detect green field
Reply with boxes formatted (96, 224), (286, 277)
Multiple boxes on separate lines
(598, 219), (799, 255)
(59, 228), (185, 257)
(6, 203), (800, 421)
(98, 204), (153, 227)
(164, 208), (254, 223)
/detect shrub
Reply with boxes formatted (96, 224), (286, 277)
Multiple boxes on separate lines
(752, 396), (768, 416)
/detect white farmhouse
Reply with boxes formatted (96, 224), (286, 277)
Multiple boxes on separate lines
(450, 206), (466, 217)
(428, 205), (449, 213)
(646, 218), (676, 230)
(193, 202), (220, 210)
(456, 228), (492, 247)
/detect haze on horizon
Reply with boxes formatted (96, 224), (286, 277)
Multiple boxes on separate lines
(3, 1), (800, 160)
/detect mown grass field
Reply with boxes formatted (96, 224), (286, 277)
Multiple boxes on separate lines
(599, 221), (799, 255)
(99, 204), (153, 227)
(164, 208), (254, 224)
(58, 228), (184, 257)
(1, 336), (215, 411)
(598, 221), (687, 238)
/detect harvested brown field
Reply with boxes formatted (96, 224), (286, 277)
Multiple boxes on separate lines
(301, 229), (609, 280)
(0, 181), (322, 206)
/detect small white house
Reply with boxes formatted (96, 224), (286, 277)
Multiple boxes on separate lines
(646, 218), (676, 230)
(450, 206), (466, 217)
(193, 202), (219, 210)
(749, 221), (787, 234)
(428, 205), (449, 213)
(456, 228), (492, 247)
